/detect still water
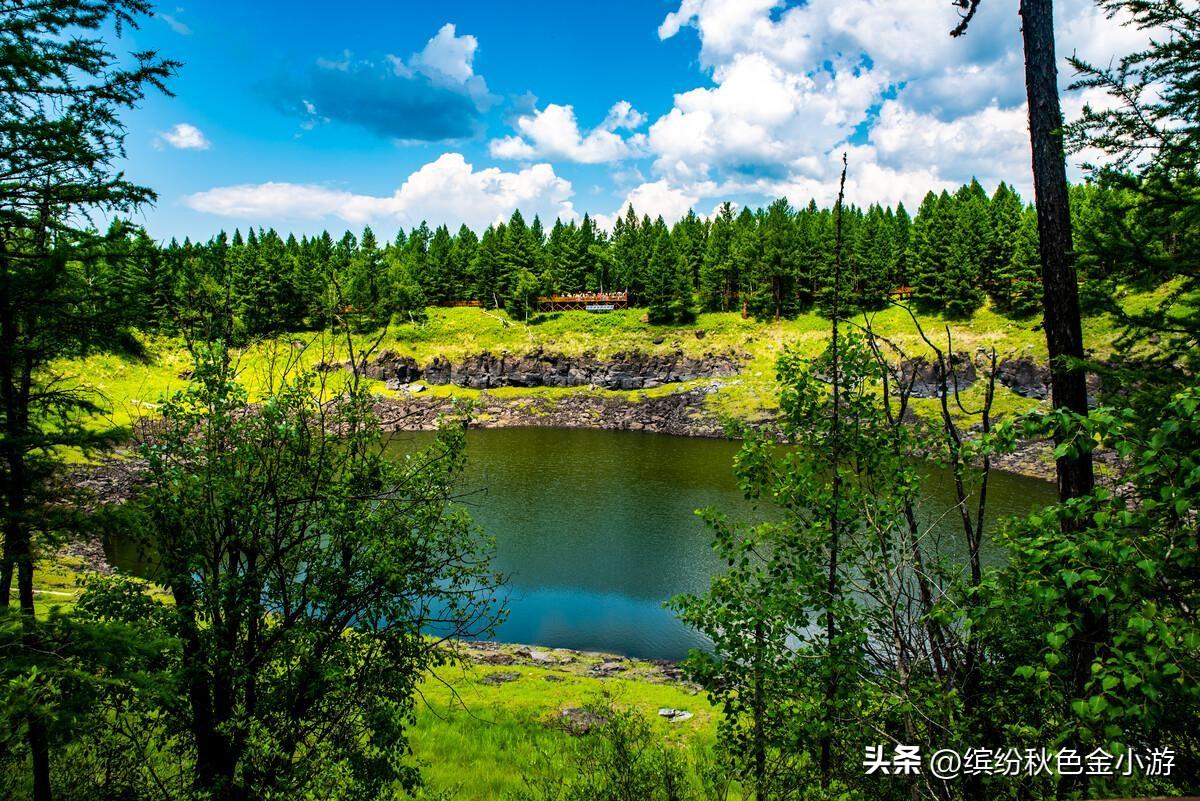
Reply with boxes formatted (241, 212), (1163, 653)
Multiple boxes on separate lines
(105, 427), (1056, 661)
(390, 427), (1055, 660)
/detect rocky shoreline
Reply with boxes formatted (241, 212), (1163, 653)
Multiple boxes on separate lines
(350, 346), (1064, 480)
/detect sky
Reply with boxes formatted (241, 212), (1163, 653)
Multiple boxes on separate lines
(117, 0), (1149, 241)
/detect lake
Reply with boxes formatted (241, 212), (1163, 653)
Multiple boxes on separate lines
(105, 426), (1056, 661)
(392, 427), (1055, 661)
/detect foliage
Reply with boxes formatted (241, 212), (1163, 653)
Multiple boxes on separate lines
(519, 694), (724, 801)
(1066, 0), (1200, 396)
(91, 342), (504, 800)
(978, 386), (1200, 797)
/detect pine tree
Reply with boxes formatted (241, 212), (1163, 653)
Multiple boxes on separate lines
(672, 209), (708, 291)
(757, 198), (798, 319)
(700, 202), (737, 311)
(425, 224), (454, 304)
(344, 227), (384, 322)
(944, 181), (989, 317)
(995, 206), (1042, 316)
(610, 205), (646, 297)
(732, 208), (768, 318)
(471, 224), (506, 307)
(644, 218), (692, 323)
(449, 225), (478, 300)
(986, 182), (1025, 306)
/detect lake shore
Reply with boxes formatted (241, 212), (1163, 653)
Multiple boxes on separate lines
(371, 385), (1060, 481)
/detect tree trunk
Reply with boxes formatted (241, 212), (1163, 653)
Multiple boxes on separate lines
(753, 619), (768, 801)
(1019, 0), (1095, 501)
(1018, 2), (1105, 789)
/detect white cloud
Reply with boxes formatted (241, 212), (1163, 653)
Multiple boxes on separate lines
(410, 23), (478, 84)
(594, 180), (700, 230)
(490, 101), (646, 164)
(602, 100), (646, 131)
(158, 12), (191, 35)
(156, 123), (210, 151)
(388, 23), (491, 106)
(634, 0), (1152, 216)
(185, 153), (576, 231)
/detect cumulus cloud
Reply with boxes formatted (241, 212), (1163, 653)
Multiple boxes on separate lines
(156, 123), (210, 151)
(185, 153), (576, 231)
(594, 180), (700, 230)
(639, 0), (1151, 213)
(270, 24), (492, 142)
(490, 101), (647, 164)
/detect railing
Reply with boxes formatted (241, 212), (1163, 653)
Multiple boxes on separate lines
(538, 292), (629, 312)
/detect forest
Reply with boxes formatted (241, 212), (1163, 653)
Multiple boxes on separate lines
(103, 179), (1108, 333)
(1, 1), (1198, 800)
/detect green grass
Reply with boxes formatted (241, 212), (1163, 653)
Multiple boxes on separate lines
(409, 649), (723, 799)
(29, 564), (728, 800)
(48, 298), (1144, 467)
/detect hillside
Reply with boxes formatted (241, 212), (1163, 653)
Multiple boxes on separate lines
(62, 302), (1130, 445)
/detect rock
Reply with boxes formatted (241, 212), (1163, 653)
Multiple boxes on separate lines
(652, 336), (665, 345)
(408, 383), (426, 393)
(513, 647), (533, 658)
(544, 674), (566, 682)
(694, 329), (706, 339)
(480, 652), (515, 666)
(559, 707), (609, 735)
(996, 355), (1051, 400)
(528, 650), (557, 666)
(481, 671), (521, 685)
(590, 661), (627, 676)
(658, 708), (694, 722)
(897, 352), (976, 398)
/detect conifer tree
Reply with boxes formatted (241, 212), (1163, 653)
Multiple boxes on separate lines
(644, 218), (692, 323)
(424, 224), (455, 304)
(986, 182), (1026, 308)
(610, 205), (646, 296)
(995, 206), (1042, 316)
(450, 224), (478, 300)
(757, 198), (798, 319)
(700, 202), (737, 311)
(471, 224), (506, 307)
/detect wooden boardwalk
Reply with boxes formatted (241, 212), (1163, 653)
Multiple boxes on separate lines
(538, 292), (629, 312)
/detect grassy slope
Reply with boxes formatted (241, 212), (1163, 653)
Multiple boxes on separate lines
(59, 301), (1126, 443)
(410, 651), (722, 798)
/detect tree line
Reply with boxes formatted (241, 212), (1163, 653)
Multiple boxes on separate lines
(97, 179), (1120, 336)
(2, 0), (1197, 799)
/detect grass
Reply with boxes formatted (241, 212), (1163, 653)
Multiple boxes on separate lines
(28, 569), (728, 800)
(52, 301), (1132, 449)
(410, 650), (723, 799)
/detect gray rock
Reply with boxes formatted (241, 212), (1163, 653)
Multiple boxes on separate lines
(559, 707), (608, 735)
(996, 355), (1051, 399)
(481, 671), (521, 685)
(658, 707), (694, 722)
(528, 650), (557, 666)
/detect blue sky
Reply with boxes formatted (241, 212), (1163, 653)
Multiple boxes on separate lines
(120, 0), (1146, 241)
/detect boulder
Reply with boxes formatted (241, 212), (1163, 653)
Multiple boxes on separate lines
(481, 671), (521, 685)
(897, 352), (976, 398)
(558, 707), (609, 735)
(996, 355), (1052, 399)
(658, 708), (694, 722)
(528, 650), (558, 666)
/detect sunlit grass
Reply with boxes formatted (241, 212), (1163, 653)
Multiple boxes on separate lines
(410, 657), (723, 799)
